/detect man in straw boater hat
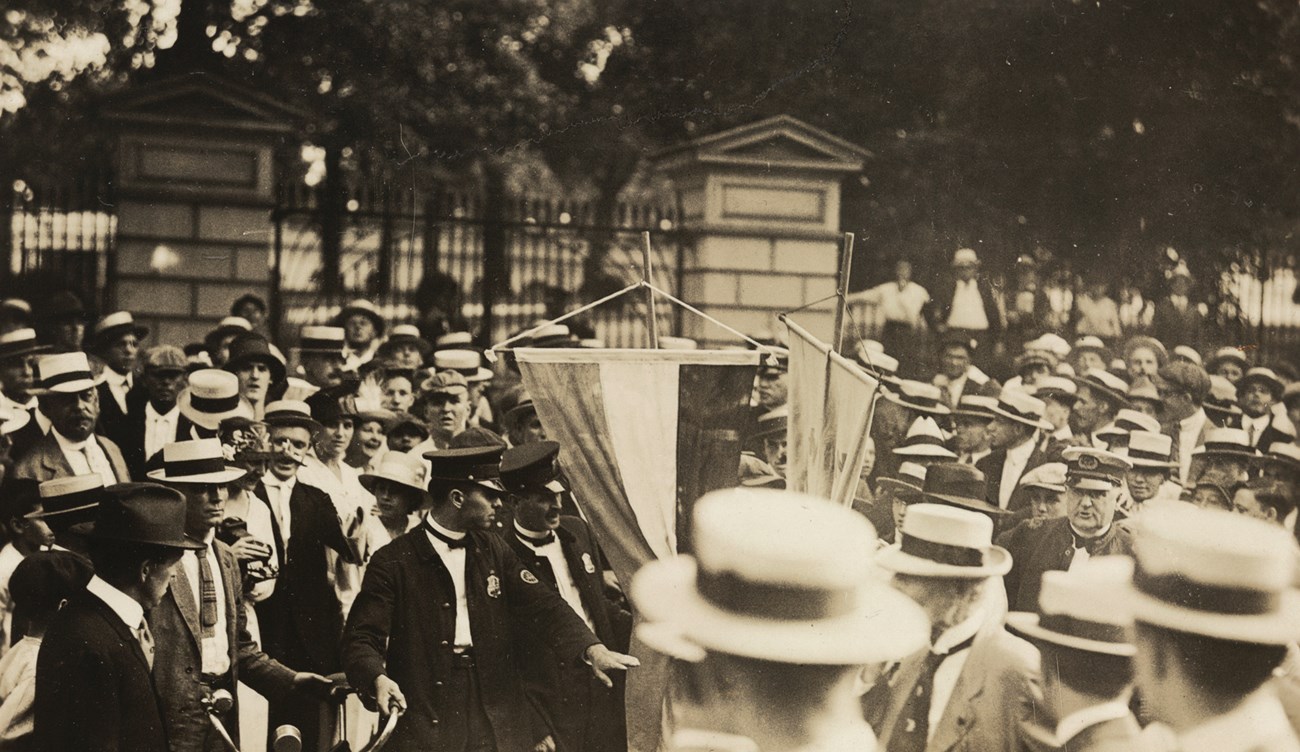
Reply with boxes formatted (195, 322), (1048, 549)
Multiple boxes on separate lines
(864, 503), (1039, 752)
(631, 488), (928, 752)
(377, 324), (433, 371)
(1256, 443), (1300, 502)
(1207, 345), (1251, 385)
(1239, 367), (1295, 451)
(925, 247), (1003, 369)
(892, 416), (958, 470)
(1205, 374), (1245, 428)
(341, 445), (638, 752)
(951, 395), (997, 467)
(253, 399), (362, 751)
(1190, 426), (1258, 488)
(976, 386), (1058, 515)
(869, 461), (928, 546)
(1070, 368), (1130, 448)
(0, 328), (53, 454)
(1124, 504), (1300, 752)
(177, 368), (255, 442)
(1008, 447), (1135, 612)
(753, 406), (789, 478)
(14, 352), (129, 486)
(87, 310), (149, 437)
(500, 440), (632, 752)
(1006, 557), (1143, 752)
(34, 481), (203, 752)
(336, 298), (386, 371)
(296, 325), (347, 388)
(1031, 375), (1079, 444)
(203, 316), (252, 369)
(995, 462), (1070, 600)
(1122, 430), (1182, 509)
(145, 438), (339, 752)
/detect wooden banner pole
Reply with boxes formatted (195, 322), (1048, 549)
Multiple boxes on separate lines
(832, 231), (855, 353)
(642, 230), (660, 348)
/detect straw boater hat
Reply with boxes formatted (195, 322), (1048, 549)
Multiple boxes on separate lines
(632, 488), (929, 664)
(1032, 375), (1079, 405)
(876, 502), (1012, 578)
(1072, 336), (1108, 358)
(179, 369), (255, 430)
(0, 406), (30, 437)
(1007, 557), (1136, 656)
(337, 299), (386, 335)
(1173, 345), (1203, 367)
(1125, 380), (1161, 409)
(0, 328), (50, 362)
(78, 483), (204, 551)
(89, 311), (149, 349)
(658, 336), (698, 351)
(1123, 431), (1177, 469)
(298, 326), (346, 355)
(1239, 367), (1285, 399)
(1018, 462), (1067, 493)
(952, 395), (997, 421)
(263, 399), (324, 434)
(434, 331), (476, 352)
(527, 324), (574, 349)
(919, 462), (1006, 516)
(209, 316), (252, 341)
(1028, 333), (1072, 361)
(1126, 503), (1300, 644)
(885, 380), (951, 416)
(987, 386), (1052, 431)
(893, 417), (957, 459)
(1190, 427), (1257, 460)
(385, 324), (434, 359)
(147, 438), (248, 484)
(1074, 368), (1130, 407)
(1257, 443), (1300, 474)
(433, 349), (493, 383)
(32, 352), (96, 395)
(359, 452), (431, 500)
(1206, 346), (1249, 374)
(27, 475), (105, 531)
(877, 462), (928, 498)
(1095, 409), (1162, 444)
(1204, 375), (1243, 419)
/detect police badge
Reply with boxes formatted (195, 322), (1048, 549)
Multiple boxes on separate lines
(521, 570), (540, 585)
(581, 553), (596, 574)
(486, 574), (501, 598)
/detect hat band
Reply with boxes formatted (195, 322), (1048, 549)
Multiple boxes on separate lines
(900, 534), (987, 568)
(191, 393), (241, 414)
(450, 366), (479, 377)
(1134, 567), (1278, 617)
(430, 464), (502, 485)
(1128, 448), (1171, 464)
(899, 434), (945, 448)
(35, 501), (99, 519)
(1069, 470), (1122, 486)
(1202, 441), (1249, 454)
(697, 569), (853, 622)
(901, 394), (942, 409)
(163, 456), (230, 478)
(300, 338), (343, 351)
(1038, 612), (1131, 646)
(996, 401), (1042, 423)
(42, 369), (93, 389)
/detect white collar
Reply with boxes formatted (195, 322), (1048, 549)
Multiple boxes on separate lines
(86, 575), (145, 630)
(145, 401), (178, 421)
(1007, 434), (1038, 461)
(262, 470), (296, 489)
(1244, 413), (1271, 429)
(425, 514), (465, 542)
(514, 519), (554, 543)
(1178, 690), (1295, 752)
(1181, 409), (1207, 431)
(51, 428), (91, 453)
(932, 608), (984, 654)
(1055, 700), (1132, 744)
(103, 368), (131, 386)
(1070, 521), (1111, 542)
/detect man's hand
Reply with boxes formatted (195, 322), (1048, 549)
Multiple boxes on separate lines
(229, 536), (272, 563)
(533, 735), (556, 752)
(292, 671), (342, 701)
(583, 644), (639, 688)
(375, 675), (407, 715)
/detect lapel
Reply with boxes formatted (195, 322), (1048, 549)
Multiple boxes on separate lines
(872, 650), (930, 749)
(216, 543), (240, 646)
(928, 631), (993, 752)
(39, 434), (73, 477)
(87, 594), (153, 675)
(167, 559), (202, 648)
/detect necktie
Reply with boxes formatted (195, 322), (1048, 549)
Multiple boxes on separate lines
(137, 619), (155, 670)
(81, 445), (115, 486)
(197, 548), (218, 637)
(1247, 421), (1258, 447)
(1069, 529), (1107, 560)
(887, 632), (978, 752)
(425, 520), (467, 549)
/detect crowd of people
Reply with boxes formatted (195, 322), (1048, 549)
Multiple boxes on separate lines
(0, 244), (1292, 752)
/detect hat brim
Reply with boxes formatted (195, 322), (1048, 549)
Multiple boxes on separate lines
(0, 342), (54, 362)
(1005, 613), (1136, 656)
(1256, 455), (1300, 473)
(987, 405), (1052, 431)
(924, 491), (1012, 516)
(339, 307), (386, 334)
(883, 392), (951, 416)
(426, 474), (506, 494)
(359, 472), (431, 497)
(263, 415), (323, 434)
(1239, 375), (1284, 397)
(1038, 391), (1080, 405)
(0, 409), (31, 436)
(952, 409), (996, 421)
(1190, 447), (1257, 459)
(79, 526), (205, 551)
(875, 542), (1013, 578)
(1019, 481), (1066, 493)
(224, 354), (287, 384)
(876, 478), (923, 496)
(893, 445), (958, 459)
(178, 391), (255, 431)
(1127, 586), (1300, 645)
(93, 324), (149, 346)
(1068, 477), (1122, 492)
(1127, 458), (1176, 470)
(1073, 379), (1130, 407)
(632, 557), (929, 665)
(32, 379), (97, 396)
(146, 467), (248, 484)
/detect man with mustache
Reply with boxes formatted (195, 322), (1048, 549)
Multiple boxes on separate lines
(14, 352), (129, 485)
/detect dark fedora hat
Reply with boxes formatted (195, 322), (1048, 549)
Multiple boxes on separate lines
(80, 482), (204, 550)
(224, 332), (287, 383)
(37, 291), (85, 321)
(921, 462), (1008, 516)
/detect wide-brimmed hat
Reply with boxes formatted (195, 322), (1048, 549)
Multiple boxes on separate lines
(988, 387), (1051, 430)
(1239, 367), (1285, 399)
(224, 332), (287, 383)
(337, 299), (386, 335)
(952, 395), (997, 421)
(178, 369), (255, 430)
(502, 398), (537, 430)
(1126, 503), (1300, 644)
(885, 380), (951, 416)
(32, 352), (96, 394)
(0, 406), (30, 436)
(434, 331), (477, 352)
(1007, 557), (1136, 656)
(753, 407), (788, 442)
(433, 349), (492, 383)
(876, 462), (927, 499)
(876, 503), (1012, 578)
(1074, 368), (1130, 407)
(79, 482), (204, 551)
(424, 445), (506, 493)
(360, 452), (431, 497)
(1190, 427), (1257, 459)
(920, 462), (1005, 516)
(207, 316), (252, 343)
(0, 328), (50, 362)
(384, 324), (433, 359)
(500, 440), (567, 494)
(1124, 431), (1176, 469)
(1258, 443), (1300, 474)
(89, 311), (149, 349)
(1063, 447), (1132, 491)
(527, 324), (575, 349)
(1206, 346), (1249, 373)
(298, 326), (346, 355)
(147, 438), (248, 484)
(28, 475), (105, 531)
(633, 488), (929, 664)
(263, 399), (323, 433)
(1018, 462), (1067, 493)
(893, 417), (957, 459)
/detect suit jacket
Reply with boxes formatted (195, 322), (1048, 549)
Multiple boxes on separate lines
(150, 540), (297, 752)
(976, 436), (1062, 517)
(1151, 298), (1204, 349)
(12, 430), (130, 483)
(34, 591), (169, 752)
(253, 479), (358, 673)
(506, 516), (632, 752)
(342, 526), (602, 752)
(1065, 714), (1144, 752)
(6, 408), (44, 465)
(96, 380), (134, 456)
(110, 386), (196, 481)
(925, 278), (1003, 334)
(1009, 517), (1134, 611)
(865, 626), (1041, 752)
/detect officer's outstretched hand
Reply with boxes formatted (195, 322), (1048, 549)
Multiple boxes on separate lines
(584, 644), (640, 688)
(375, 675), (407, 715)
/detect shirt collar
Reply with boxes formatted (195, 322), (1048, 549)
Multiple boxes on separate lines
(262, 470), (296, 489)
(425, 514), (466, 542)
(1007, 433), (1038, 461)
(514, 519), (553, 542)
(1070, 521), (1111, 542)
(103, 369), (131, 387)
(145, 401), (178, 421)
(933, 608), (984, 654)
(1055, 700), (1132, 744)
(1181, 409), (1207, 431)
(86, 575), (145, 630)
(1178, 690), (1294, 752)
(51, 428), (90, 453)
